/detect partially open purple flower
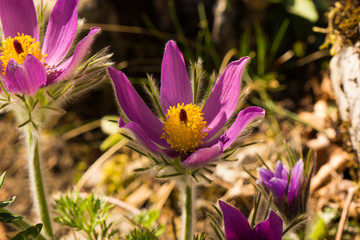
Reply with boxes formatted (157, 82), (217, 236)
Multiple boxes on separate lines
(258, 158), (312, 222)
(258, 159), (304, 209)
(108, 40), (264, 167)
(0, 0), (100, 95)
(219, 200), (283, 240)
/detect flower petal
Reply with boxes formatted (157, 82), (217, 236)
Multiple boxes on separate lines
(0, 0), (39, 40)
(119, 119), (159, 153)
(4, 55), (46, 94)
(42, 0), (79, 66)
(181, 142), (223, 166)
(258, 168), (274, 182)
(107, 67), (167, 146)
(202, 106), (265, 149)
(219, 200), (251, 240)
(46, 28), (100, 85)
(202, 57), (249, 139)
(160, 40), (192, 112)
(288, 159), (304, 206)
(252, 210), (283, 240)
(274, 161), (289, 180)
(268, 178), (287, 202)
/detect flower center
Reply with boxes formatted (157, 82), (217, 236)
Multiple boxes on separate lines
(161, 103), (209, 154)
(0, 33), (45, 74)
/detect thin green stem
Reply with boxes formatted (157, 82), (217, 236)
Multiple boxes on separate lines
(182, 181), (194, 240)
(25, 127), (54, 239)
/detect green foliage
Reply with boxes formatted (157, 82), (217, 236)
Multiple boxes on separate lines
(205, 204), (225, 240)
(11, 224), (43, 240)
(307, 207), (360, 240)
(102, 154), (130, 194)
(193, 232), (209, 240)
(0, 172), (22, 223)
(123, 229), (158, 240)
(308, 215), (327, 240)
(133, 209), (164, 237)
(100, 115), (123, 151)
(284, 0), (319, 22)
(0, 172), (44, 239)
(54, 191), (119, 240)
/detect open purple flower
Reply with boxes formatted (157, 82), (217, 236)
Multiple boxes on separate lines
(258, 159), (304, 209)
(219, 200), (283, 240)
(0, 0), (100, 95)
(108, 40), (264, 167)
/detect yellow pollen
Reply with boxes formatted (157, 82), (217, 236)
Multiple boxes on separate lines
(161, 103), (210, 154)
(0, 33), (45, 74)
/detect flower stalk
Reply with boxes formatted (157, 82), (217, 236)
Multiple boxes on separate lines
(182, 180), (194, 240)
(24, 125), (54, 239)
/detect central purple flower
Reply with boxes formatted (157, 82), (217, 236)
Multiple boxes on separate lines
(0, 0), (100, 95)
(108, 40), (264, 166)
(219, 200), (283, 240)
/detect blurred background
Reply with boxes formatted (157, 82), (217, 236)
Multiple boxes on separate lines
(1, 0), (360, 239)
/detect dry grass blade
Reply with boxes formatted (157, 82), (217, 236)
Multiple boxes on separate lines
(76, 139), (128, 189)
(61, 119), (101, 140)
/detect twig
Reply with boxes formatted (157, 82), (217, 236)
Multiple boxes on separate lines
(335, 186), (356, 240)
(76, 139), (127, 189)
(77, 192), (141, 215)
(61, 119), (101, 140)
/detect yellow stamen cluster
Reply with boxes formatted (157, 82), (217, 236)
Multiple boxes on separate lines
(0, 33), (45, 74)
(161, 103), (209, 154)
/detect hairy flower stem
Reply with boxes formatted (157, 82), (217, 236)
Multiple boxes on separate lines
(182, 180), (194, 240)
(25, 126), (54, 239)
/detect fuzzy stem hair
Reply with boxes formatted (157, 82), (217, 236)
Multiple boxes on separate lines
(24, 126), (54, 239)
(181, 178), (194, 240)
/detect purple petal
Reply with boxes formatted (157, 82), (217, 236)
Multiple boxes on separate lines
(161, 149), (180, 159)
(288, 159), (304, 206)
(181, 142), (223, 167)
(4, 55), (46, 95)
(268, 178), (287, 202)
(0, 0), (39, 40)
(258, 168), (274, 182)
(107, 67), (167, 147)
(119, 119), (159, 153)
(202, 106), (265, 149)
(252, 210), (283, 240)
(42, 0), (79, 67)
(46, 28), (100, 85)
(160, 40), (192, 112)
(202, 57), (249, 139)
(274, 161), (289, 180)
(219, 200), (251, 240)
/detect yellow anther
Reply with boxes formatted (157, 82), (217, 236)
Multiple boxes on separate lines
(161, 103), (209, 154)
(0, 33), (45, 74)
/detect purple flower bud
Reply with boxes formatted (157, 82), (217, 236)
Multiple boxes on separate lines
(258, 158), (312, 222)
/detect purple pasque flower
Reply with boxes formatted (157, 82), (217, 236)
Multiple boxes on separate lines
(107, 40), (264, 167)
(258, 159), (305, 220)
(0, 0), (100, 95)
(219, 200), (283, 240)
